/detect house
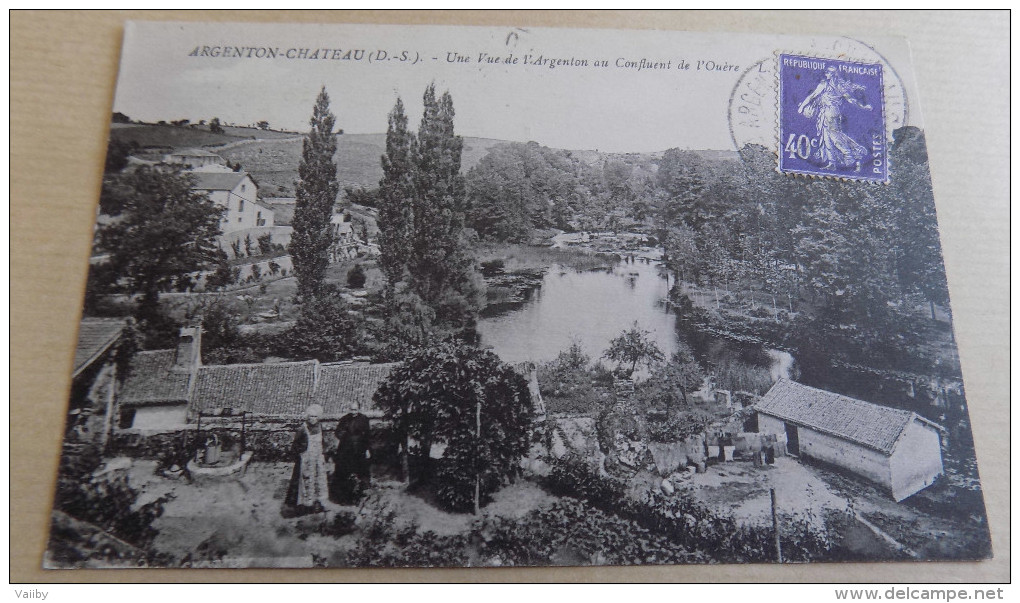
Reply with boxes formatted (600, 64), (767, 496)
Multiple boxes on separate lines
(755, 379), (944, 501)
(117, 326), (399, 430)
(189, 171), (274, 234)
(66, 318), (126, 444)
(117, 327), (546, 432)
(165, 148), (227, 170)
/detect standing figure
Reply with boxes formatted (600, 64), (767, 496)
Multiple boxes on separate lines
(797, 66), (873, 171)
(285, 404), (329, 513)
(330, 413), (372, 504)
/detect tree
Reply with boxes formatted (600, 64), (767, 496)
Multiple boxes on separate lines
(638, 344), (705, 413)
(111, 111), (131, 124)
(256, 233), (274, 257)
(407, 85), (481, 335)
(347, 263), (366, 288)
(104, 139), (136, 173)
(378, 86), (482, 343)
(209, 117), (224, 133)
(289, 86), (339, 300)
(373, 342), (534, 512)
(603, 322), (665, 377)
(96, 166), (224, 321)
(257, 120), (270, 130)
(277, 286), (360, 362)
(377, 97), (416, 288)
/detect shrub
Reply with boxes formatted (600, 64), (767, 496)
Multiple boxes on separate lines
(346, 263), (367, 289)
(52, 444), (168, 550)
(543, 456), (835, 563)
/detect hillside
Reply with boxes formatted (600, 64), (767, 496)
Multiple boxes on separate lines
(109, 122), (300, 151)
(110, 122), (735, 198)
(219, 133), (508, 197)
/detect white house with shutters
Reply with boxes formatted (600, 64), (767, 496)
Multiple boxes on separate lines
(189, 171), (274, 235)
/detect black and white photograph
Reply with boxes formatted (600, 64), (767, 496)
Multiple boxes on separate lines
(44, 21), (993, 570)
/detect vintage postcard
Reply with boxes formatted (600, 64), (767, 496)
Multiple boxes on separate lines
(46, 21), (991, 568)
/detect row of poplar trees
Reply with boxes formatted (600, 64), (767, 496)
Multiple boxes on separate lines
(376, 84), (482, 347)
(288, 85), (528, 513)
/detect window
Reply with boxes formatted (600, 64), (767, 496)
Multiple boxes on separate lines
(241, 184), (246, 192)
(238, 199), (245, 212)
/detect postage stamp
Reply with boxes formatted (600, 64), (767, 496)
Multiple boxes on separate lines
(778, 53), (888, 183)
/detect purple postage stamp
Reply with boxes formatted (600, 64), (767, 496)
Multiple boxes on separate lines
(778, 53), (888, 183)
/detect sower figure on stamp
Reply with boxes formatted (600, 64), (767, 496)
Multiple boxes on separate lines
(797, 66), (873, 172)
(329, 412), (371, 504)
(285, 404), (329, 514)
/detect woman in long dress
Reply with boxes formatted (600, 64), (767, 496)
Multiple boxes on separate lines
(285, 404), (329, 513)
(797, 66), (873, 171)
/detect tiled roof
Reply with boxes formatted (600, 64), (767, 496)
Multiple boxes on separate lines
(73, 318), (125, 377)
(755, 380), (926, 454)
(119, 351), (192, 406)
(189, 171), (249, 191)
(190, 361), (317, 417)
(314, 363), (398, 417)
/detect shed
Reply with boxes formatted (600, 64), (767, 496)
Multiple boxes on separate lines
(755, 379), (944, 501)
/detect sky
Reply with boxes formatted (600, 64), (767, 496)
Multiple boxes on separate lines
(113, 23), (922, 154)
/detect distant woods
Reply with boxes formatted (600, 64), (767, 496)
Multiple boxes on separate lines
(463, 128), (948, 322)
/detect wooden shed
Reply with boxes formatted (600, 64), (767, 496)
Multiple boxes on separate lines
(755, 379), (944, 502)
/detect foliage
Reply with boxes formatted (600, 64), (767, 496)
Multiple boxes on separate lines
(289, 86), (339, 299)
(276, 287), (361, 362)
(53, 444), (168, 549)
(346, 263), (367, 289)
(537, 342), (607, 415)
(544, 456), (835, 563)
(712, 357), (775, 395)
(104, 139), (137, 173)
(208, 117), (223, 134)
(377, 86), (483, 346)
(636, 342), (704, 411)
(603, 322), (665, 376)
(377, 97), (416, 288)
(94, 166), (224, 317)
(344, 185), (379, 208)
(373, 342), (534, 511)
(645, 408), (714, 443)
(478, 498), (704, 566)
(256, 233), (274, 257)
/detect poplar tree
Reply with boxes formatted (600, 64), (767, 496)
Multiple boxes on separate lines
(290, 86), (339, 300)
(378, 85), (481, 344)
(377, 97), (415, 288)
(408, 85), (479, 333)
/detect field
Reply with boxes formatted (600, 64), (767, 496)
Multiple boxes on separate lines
(109, 122), (299, 150)
(220, 133), (507, 197)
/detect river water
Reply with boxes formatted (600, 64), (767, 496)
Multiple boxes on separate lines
(478, 255), (679, 368)
(478, 237), (794, 381)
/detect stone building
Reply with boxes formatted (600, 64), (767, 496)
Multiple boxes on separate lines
(755, 379), (944, 502)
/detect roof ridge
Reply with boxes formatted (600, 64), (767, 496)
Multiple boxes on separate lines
(197, 359), (318, 370)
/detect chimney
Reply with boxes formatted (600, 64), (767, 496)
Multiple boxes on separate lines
(173, 326), (202, 371)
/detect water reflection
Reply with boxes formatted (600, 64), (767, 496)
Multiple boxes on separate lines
(478, 258), (677, 366)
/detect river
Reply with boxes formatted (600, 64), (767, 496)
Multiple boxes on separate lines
(478, 233), (796, 382)
(478, 256), (679, 368)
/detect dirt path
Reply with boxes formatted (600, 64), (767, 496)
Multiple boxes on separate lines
(683, 457), (850, 529)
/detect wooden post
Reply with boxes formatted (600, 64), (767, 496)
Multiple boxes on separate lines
(474, 399), (481, 515)
(771, 488), (783, 563)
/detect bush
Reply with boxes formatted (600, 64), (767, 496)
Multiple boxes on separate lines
(346, 263), (367, 289)
(543, 456), (835, 563)
(538, 343), (606, 415)
(52, 444), (168, 550)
